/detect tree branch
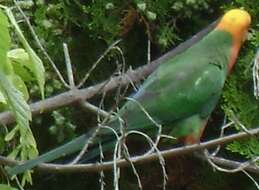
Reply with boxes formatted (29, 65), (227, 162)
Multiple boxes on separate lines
(1, 126), (259, 174)
(209, 156), (259, 175)
(0, 20), (218, 126)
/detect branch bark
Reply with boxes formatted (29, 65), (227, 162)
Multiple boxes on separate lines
(0, 20), (217, 126)
(209, 156), (259, 175)
(1, 127), (259, 174)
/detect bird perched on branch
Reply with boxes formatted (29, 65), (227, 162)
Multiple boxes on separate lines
(8, 9), (251, 175)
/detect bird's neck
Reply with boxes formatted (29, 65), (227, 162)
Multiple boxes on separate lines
(228, 40), (242, 72)
(214, 28), (244, 72)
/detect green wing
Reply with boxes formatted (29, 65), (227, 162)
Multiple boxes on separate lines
(118, 30), (231, 132)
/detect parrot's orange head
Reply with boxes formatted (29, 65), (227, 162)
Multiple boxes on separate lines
(216, 9), (251, 44)
(216, 9), (251, 71)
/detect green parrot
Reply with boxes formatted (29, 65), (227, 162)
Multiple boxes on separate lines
(8, 9), (251, 175)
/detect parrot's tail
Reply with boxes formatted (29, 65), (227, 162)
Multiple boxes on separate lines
(7, 117), (121, 176)
(7, 129), (97, 176)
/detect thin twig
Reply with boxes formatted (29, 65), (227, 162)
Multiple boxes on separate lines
(147, 39), (151, 64)
(71, 74), (125, 164)
(14, 176), (25, 190)
(63, 43), (75, 88)
(204, 150), (259, 189)
(99, 142), (106, 190)
(197, 155), (259, 175)
(113, 113), (126, 190)
(69, 125), (101, 164)
(113, 108), (128, 190)
(65, 42), (128, 166)
(230, 112), (253, 135)
(124, 69), (139, 92)
(70, 100), (118, 164)
(113, 138), (122, 190)
(12, 1), (70, 88)
(123, 145), (143, 190)
(204, 150), (259, 173)
(113, 46), (127, 107)
(126, 130), (168, 190)
(211, 120), (234, 156)
(125, 97), (164, 153)
(79, 101), (112, 119)
(160, 135), (177, 140)
(77, 39), (122, 88)
(125, 97), (161, 128)
(242, 170), (259, 190)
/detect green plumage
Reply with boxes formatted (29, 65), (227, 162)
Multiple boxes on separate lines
(8, 30), (233, 175)
(117, 31), (230, 133)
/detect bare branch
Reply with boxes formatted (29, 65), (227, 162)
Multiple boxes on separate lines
(230, 111), (254, 135)
(123, 145), (143, 190)
(79, 101), (112, 119)
(2, 126), (259, 174)
(204, 150), (259, 189)
(206, 156), (259, 175)
(35, 127), (259, 173)
(126, 130), (167, 190)
(210, 120), (234, 156)
(69, 125), (101, 165)
(0, 19), (217, 126)
(204, 150), (259, 173)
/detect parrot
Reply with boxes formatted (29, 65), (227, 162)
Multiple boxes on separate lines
(8, 9), (251, 175)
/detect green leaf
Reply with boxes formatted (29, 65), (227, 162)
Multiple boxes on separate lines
(20, 127), (37, 149)
(6, 9), (45, 98)
(146, 11), (157, 21)
(22, 170), (33, 186)
(8, 74), (29, 101)
(0, 9), (38, 185)
(0, 71), (31, 129)
(0, 184), (18, 190)
(7, 49), (29, 62)
(7, 49), (35, 82)
(0, 9), (11, 73)
(5, 126), (18, 142)
(0, 9), (31, 130)
(0, 91), (7, 104)
(8, 145), (20, 160)
(137, 3), (146, 11)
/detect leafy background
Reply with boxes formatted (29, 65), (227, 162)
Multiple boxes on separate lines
(0, 0), (259, 189)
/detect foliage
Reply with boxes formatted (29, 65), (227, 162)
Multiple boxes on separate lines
(49, 110), (76, 143)
(0, 0), (258, 189)
(29, 0), (217, 53)
(220, 1), (259, 159)
(6, 9), (45, 98)
(0, 6), (45, 186)
(0, 184), (17, 190)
